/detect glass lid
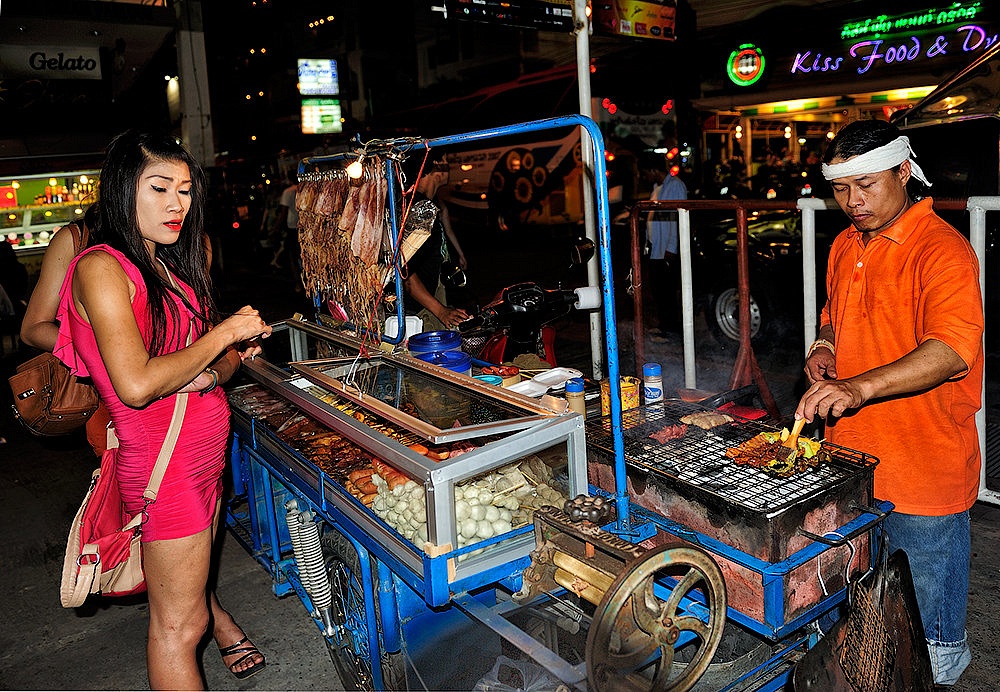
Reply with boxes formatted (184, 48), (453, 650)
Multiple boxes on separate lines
(289, 354), (553, 443)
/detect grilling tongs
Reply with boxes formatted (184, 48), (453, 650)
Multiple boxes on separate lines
(781, 417), (807, 462)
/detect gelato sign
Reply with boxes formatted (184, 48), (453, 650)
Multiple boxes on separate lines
(791, 23), (997, 77)
(0, 45), (103, 80)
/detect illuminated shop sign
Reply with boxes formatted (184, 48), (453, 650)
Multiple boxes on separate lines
(841, 2), (984, 40)
(301, 99), (343, 135)
(297, 58), (339, 96)
(594, 1), (678, 41)
(728, 44), (765, 86)
(791, 23), (996, 76)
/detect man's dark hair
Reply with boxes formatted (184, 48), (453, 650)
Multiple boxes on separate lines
(823, 119), (903, 164)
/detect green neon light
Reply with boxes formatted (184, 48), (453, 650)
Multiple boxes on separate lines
(728, 44), (766, 87)
(841, 2), (981, 40)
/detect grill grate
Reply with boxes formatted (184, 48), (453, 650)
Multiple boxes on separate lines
(585, 400), (877, 516)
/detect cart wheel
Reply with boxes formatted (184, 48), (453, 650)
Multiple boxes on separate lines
(321, 530), (406, 691)
(586, 545), (727, 692)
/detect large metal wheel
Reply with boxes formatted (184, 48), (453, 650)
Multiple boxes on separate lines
(586, 545), (727, 692)
(321, 531), (406, 691)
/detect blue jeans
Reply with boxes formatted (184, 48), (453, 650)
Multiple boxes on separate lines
(884, 510), (972, 686)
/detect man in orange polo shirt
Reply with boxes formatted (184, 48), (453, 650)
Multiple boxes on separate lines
(795, 118), (983, 687)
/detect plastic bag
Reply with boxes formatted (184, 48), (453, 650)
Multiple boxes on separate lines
(473, 655), (566, 692)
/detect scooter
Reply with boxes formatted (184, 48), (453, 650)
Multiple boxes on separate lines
(459, 238), (599, 366)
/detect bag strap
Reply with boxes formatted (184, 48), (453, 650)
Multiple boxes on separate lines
(139, 262), (197, 508)
(142, 391), (188, 504)
(66, 222), (88, 256)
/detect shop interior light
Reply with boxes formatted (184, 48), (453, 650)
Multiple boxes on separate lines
(11, 181), (19, 189)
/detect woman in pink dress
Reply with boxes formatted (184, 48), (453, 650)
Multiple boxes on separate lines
(54, 130), (272, 688)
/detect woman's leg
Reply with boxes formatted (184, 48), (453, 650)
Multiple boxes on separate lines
(207, 497), (265, 676)
(143, 527), (214, 690)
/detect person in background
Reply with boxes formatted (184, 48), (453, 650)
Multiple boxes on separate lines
(270, 176), (303, 292)
(403, 159), (470, 330)
(643, 153), (688, 335)
(0, 240), (29, 315)
(795, 118), (983, 687)
(54, 130), (272, 688)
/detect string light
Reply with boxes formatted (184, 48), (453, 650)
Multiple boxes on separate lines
(346, 158), (364, 179)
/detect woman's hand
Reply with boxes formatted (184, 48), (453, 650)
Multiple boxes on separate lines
(219, 306), (272, 345)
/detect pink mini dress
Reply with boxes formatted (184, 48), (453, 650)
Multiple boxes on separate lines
(54, 245), (229, 542)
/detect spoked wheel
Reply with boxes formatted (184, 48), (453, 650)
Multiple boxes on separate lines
(586, 545), (727, 692)
(321, 531), (406, 691)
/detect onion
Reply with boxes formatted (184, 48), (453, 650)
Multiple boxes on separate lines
(455, 499), (471, 522)
(475, 520), (494, 539)
(491, 519), (512, 535)
(461, 518), (479, 538)
(484, 505), (500, 523)
(470, 505), (487, 521)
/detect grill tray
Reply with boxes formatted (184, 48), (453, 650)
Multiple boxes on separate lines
(585, 400), (877, 519)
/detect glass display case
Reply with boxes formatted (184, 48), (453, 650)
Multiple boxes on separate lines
(227, 318), (589, 605)
(1, 170), (99, 273)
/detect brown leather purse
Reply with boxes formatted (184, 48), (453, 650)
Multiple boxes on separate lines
(9, 351), (100, 436)
(8, 222), (100, 436)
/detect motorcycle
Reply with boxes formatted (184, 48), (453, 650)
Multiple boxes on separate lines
(459, 238), (598, 366)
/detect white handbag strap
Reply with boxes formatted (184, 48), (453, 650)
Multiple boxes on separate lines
(141, 267), (197, 507)
(142, 392), (188, 504)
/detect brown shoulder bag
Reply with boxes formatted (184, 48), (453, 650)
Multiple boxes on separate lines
(8, 223), (100, 436)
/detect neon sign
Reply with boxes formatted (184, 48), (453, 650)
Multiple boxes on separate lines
(791, 23), (997, 76)
(728, 44), (766, 86)
(841, 3), (983, 40)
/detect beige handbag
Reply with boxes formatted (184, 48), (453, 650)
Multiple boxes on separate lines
(59, 392), (188, 608)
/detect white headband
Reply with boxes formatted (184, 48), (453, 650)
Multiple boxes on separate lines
(822, 135), (932, 187)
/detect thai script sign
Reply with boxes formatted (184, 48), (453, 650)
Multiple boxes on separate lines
(841, 3), (984, 40)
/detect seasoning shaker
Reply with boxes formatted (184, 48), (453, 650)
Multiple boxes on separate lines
(643, 363), (663, 404)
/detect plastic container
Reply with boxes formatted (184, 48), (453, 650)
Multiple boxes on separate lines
(600, 376), (641, 416)
(408, 330), (463, 355)
(383, 315), (424, 341)
(474, 374), (504, 386)
(643, 362), (664, 404)
(565, 377), (587, 416)
(414, 350), (472, 376)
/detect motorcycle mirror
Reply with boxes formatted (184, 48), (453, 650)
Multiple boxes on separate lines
(571, 237), (595, 265)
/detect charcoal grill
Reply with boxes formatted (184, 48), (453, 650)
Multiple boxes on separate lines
(586, 399), (877, 522)
(586, 399), (884, 637)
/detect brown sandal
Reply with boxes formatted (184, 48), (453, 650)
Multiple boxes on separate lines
(218, 636), (266, 680)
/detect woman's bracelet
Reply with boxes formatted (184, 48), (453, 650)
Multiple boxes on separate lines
(199, 367), (219, 396)
(807, 339), (836, 358)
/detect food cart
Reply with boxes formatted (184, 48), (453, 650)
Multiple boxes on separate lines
(224, 115), (890, 690)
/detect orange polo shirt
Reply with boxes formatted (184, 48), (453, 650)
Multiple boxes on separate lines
(820, 198), (983, 515)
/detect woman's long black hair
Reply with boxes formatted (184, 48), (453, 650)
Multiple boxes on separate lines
(90, 130), (217, 356)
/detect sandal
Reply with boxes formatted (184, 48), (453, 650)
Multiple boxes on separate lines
(218, 636), (266, 680)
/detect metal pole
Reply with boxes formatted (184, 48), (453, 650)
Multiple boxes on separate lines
(174, 0), (215, 165)
(574, 0), (605, 381)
